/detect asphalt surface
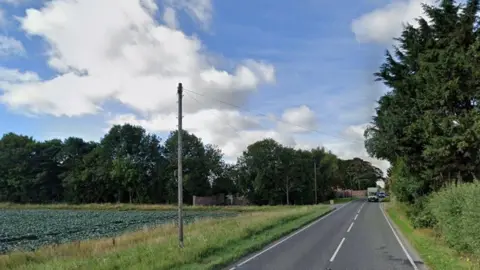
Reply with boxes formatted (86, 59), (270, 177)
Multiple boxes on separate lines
(227, 199), (424, 270)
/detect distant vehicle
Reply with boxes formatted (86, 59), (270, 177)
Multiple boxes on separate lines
(377, 191), (386, 198)
(367, 187), (379, 202)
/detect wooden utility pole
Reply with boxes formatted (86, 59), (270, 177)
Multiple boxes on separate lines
(314, 161), (317, 204)
(177, 83), (184, 248)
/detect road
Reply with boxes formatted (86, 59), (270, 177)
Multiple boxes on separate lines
(227, 199), (425, 270)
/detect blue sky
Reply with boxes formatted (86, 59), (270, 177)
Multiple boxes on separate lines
(0, 0), (423, 170)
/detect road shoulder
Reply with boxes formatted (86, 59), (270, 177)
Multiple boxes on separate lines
(381, 202), (428, 270)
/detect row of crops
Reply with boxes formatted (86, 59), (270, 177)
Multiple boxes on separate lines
(0, 209), (237, 254)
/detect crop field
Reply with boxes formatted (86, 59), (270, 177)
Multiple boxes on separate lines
(0, 209), (236, 254)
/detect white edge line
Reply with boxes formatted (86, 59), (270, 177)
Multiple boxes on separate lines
(347, 222), (354, 233)
(379, 203), (418, 270)
(329, 237), (346, 262)
(354, 214), (358, 220)
(229, 200), (354, 269)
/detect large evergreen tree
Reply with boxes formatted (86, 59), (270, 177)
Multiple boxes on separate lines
(366, 0), (480, 202)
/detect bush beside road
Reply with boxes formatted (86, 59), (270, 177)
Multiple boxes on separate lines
(386, 201), (479, 270)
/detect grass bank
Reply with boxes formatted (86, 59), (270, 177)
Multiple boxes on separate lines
(386, 202), (479, 270)
(332, 197), (353, 204)
(0, 205), (331, 270)
(321, 197), (354, 205)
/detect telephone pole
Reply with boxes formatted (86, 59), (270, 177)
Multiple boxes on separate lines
(177, 83), (184, 248)
(314, 161), (317, 204)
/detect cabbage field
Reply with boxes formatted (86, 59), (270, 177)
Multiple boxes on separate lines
(0, 209), (236, 254)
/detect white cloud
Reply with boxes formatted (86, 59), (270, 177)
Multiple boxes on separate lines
(325, 124), (390, 174)
(165, 0), (213, 29)
(0, 0), (283, 162)
(0, 67), (39, 84)
(107, 109), (295, 161)
(278, 105), (317, 133)
(352, 0), (435, 44)
(0, 36), (26, 57)
(0, 0), (274, 117)
(163, 7), (178, 29)
(293, 123), (390, 174)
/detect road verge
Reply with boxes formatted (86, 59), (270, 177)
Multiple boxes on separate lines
(384, 202), (479, 270)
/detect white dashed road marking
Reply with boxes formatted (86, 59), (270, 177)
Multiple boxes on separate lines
(330, 237), (346, 262)
(228, 201), (354, 269)
(347, 222), (354, 233)
(357, 202), (365, 214)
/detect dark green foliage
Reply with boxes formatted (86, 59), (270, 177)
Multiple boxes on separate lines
(0, 209), (236, 254)
(367, 0), (480, 200)
(0, 124), (382, 206)
(405, 197), (437, 229)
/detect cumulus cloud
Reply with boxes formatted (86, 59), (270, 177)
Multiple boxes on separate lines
(0, 36), (25, 57)
(352, 0), (435, 44)
(107, 109), (295, 162)
(163, 7), (178, 29)
(278, 105), (317, 133)
(0, 0), (274, 117)
(285, 122), (390, 174)
(0, 0), (285, 162)
(324, 124), (390, 174)
(0, 67), (39, 84)
(165, 0), (213, 29)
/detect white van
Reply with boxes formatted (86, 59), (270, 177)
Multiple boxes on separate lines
(367, 187), (379, 202)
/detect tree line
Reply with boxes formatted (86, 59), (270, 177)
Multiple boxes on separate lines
(0, 124), (383, 205)
(365, 0), (480, 211)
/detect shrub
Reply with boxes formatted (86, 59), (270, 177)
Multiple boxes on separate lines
(390, 159), (424, 204)
(405, 196), (436, 229)
(428, 181), (480, 255)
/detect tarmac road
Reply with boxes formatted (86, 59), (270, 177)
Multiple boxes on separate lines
(227, 199), (425, 270)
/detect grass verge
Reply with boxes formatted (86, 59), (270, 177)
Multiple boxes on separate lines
(332, 197), (353, 204)
(385, 202), (479, 270)
(0, 205), (331, 270)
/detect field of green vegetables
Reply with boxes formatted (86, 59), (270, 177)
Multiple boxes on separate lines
(0, 209), (236, 254)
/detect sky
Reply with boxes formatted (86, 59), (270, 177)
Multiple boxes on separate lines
(0, 0), (437, 173)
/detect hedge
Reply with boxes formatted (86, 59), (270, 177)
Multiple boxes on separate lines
(428, 181), (480, 255)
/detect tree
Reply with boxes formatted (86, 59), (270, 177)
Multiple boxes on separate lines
(0, 125), (383, 205)
(365, 0), (480, 202)
(163, 130), (220, 203)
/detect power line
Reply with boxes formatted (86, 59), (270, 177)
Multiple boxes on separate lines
(183, 88), (366, 144)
